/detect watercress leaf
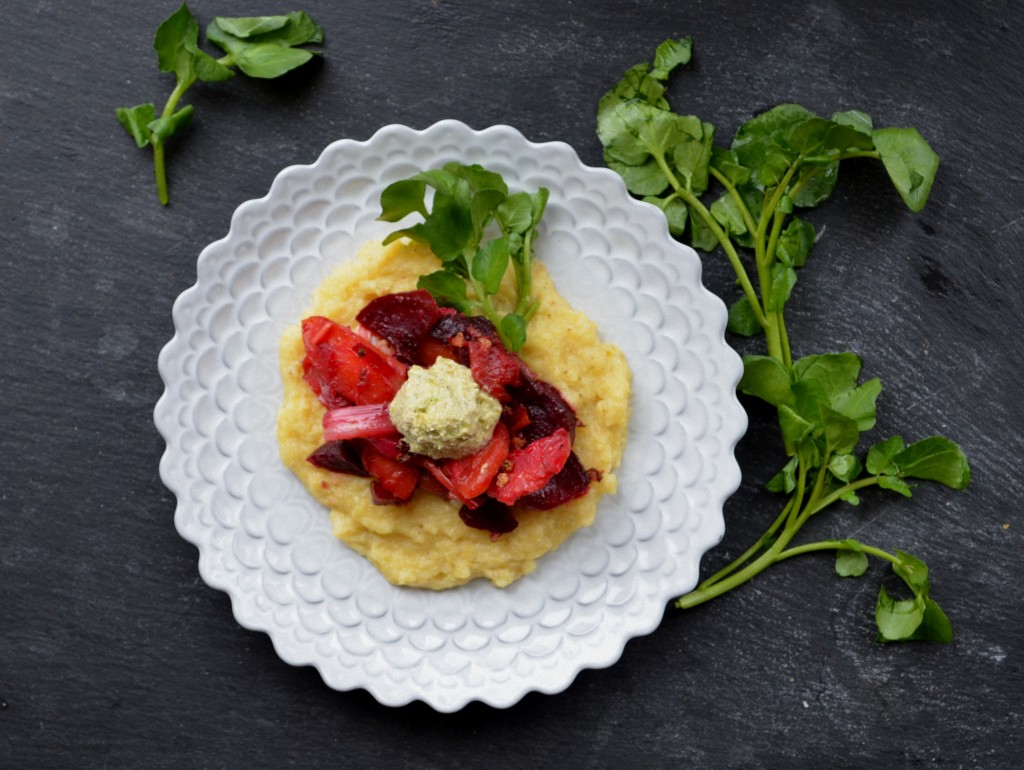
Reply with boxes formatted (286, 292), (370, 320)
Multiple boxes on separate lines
(739, 354), (792, 406)
(893, 436), (971, 489)
(872, 127), (940, 212)
(791, 377), (830, 431)
(469, 188), (506, 235)
(672, 119), (715, 194)
(832, 377), (881, 432)
(233, 43), (315, 79)
(261, 11), (324, 46)
(529, 188), (549, 227)
(605, 155), (671, 197)
(825, 121), (876, 152)
(472, 237), (510, 295)
(204, 18), (245, 55)
(732, 103), (814, 189)
(777, 194), (794, 215)
(192, 48), (234, 83)
(875, 585), (926, 642)
(727, 296), (763, 336)
(766, 456), (798, 493)
(688, 204), (719, 251)
(154, 3), (199, 81)
(839, 488), (861, 505)
(419, 189), (475, 262)
(116, 103), (156, 148)
(776, 217), (815, 267)
(836, 547), (869, 577)
(147, 105), (194, 143)
(643, 195), (688, 237)
(413, 168), (460, 196)
(832, 109), (873, 136)
(499, 313), (527, 352)
(209, 12), (323, 48)
(911, 597), (953, 643)
(793, 352), (861, 400)
(496, 192), (533, 234)
(506, 232), (524, 260)
(766, 263), (797, 312)
(822, 406), (860, 455)
(829, 452), (862, 482)
(599, 101), (663, 166)
(379, 179), (428, 222)
(759, 144), (794, 188)
(651, 36), (692, 78)
(597, 63), (667, 116)
(878, 475), (913, 497)
(893, 550), (930, 593)
(789, 116), (834, 155)
(866, 435), (905, 475)
(447, 162), (508, 197)
(778, 403), (814, 445)
(417, 270), (473, 314)
(382, 222), (429, 248)
(710, 191), (748, 236)
(210, 15), (289, 38)
(710, 146), (752, 186)
(627, 102), (692, 167)
(792, 160), (839, 207)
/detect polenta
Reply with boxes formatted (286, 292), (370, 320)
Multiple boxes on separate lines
(276, 239), (631, 589)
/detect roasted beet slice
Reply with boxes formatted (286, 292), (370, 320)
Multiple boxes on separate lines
(356, 290), (441, 364)
(508, 367), (579, 444)
(518, 452), (593, 510)
(468, 336), (521, 400)
(307, 440), (368, 476)
(426, 313), (520, 398)
(459, 498), (519, 535)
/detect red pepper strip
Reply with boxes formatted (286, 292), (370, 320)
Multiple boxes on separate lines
(488, 428), (572, 505)
(419, 459), (478, 508)
(360, 444), (419, 502)
(301, 316), (406, 406)
(322, 403), (398, 442)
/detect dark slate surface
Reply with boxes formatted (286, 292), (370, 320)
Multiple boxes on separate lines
(2, 0), (1022, 767)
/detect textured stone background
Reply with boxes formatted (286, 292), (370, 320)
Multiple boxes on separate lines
(2, 0), (1021, 766)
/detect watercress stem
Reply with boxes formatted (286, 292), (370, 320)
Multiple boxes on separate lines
(775, 540), (898, 567)
(709, 166), (759, 236)
(152, 77), (193, 205)
(675, 188), (768, 329)
(698, 497), (795, 589)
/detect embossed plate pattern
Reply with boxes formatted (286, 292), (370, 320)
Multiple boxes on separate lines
(155, 121), (746, 711)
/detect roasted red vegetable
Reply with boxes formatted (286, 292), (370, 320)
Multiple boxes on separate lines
(302, 316), (406, 407)
(322, 403), (398, 442)
(302, 293), (601, 533)
(488, 428), (572, 505)
(355, 290), (441, 364)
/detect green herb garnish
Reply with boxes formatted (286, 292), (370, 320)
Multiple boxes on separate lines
(116, 4), (323, 205)
(598, 38), (970, 643)
(378, 163), (549, 352)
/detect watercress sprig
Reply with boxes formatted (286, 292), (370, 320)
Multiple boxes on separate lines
(598, 38), (970, 643)
(116, 4), (323, 205)
(378, 163), (549, 352)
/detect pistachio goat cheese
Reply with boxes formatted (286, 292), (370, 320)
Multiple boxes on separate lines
(388, 356), (502, 459)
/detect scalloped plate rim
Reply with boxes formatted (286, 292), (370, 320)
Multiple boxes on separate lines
(154, 119), (746, 711)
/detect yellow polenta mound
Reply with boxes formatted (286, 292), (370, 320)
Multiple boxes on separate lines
(276, 239), (631, 589)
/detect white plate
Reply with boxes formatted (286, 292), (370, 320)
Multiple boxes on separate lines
(155, 120), (746, 711)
